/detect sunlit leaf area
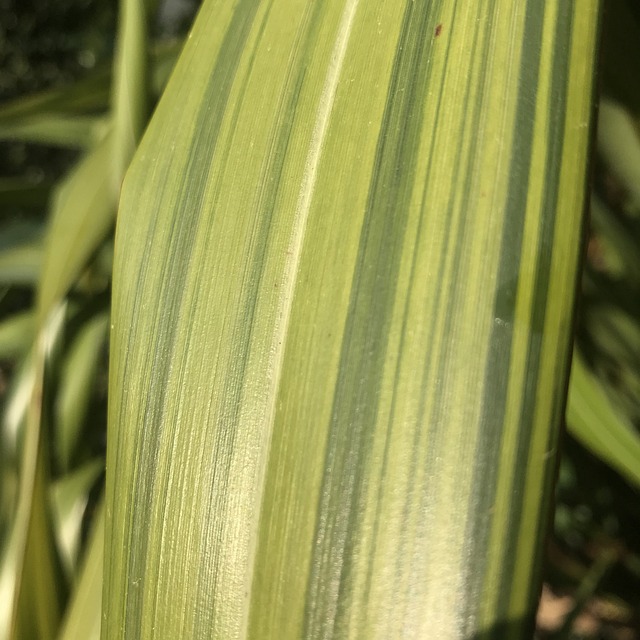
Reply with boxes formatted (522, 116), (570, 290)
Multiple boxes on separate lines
(0, 1), (639, 639)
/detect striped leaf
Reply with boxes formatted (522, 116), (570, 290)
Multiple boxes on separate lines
(105, 1), (601, 638)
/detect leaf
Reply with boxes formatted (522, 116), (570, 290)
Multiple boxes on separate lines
(36, 135), (115, 324)
(0, 306), (67, 640)
(111, 0), (150, 193)
(567, 351), (640, 489)
(590, 195), (640, 284)
(55, 311), (109, 470)
(597, 98), (640, 214)
(0, 41), (181, 126)
(50, 460), (104, 579)
(0, 67), (113, 124)
(0, 234), (43, 288)
(105, 1), (601, 639)
(0, 312), (35, 360)
(55, 311), (109, 471)
(0, 115), (106, 149)
(57, 498), (104, 640)
(35, 0), (153, 324)
(1, 349), (37, 461)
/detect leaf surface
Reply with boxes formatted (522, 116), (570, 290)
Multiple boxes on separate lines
(105, 1), (601, 638)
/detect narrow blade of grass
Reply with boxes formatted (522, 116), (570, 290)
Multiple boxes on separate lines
(0, 306), (67, 640)
(57, 499), (104, 640)
(111, 0), (149, 193)
(36, 136), (114, 324)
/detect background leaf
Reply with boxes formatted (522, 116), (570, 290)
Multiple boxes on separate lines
(567, 351), (640, 489)
(57, 500), (104, 640)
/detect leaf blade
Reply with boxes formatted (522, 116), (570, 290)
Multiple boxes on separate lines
(105, 1), (601, 638)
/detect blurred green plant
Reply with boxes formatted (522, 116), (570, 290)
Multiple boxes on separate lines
(0, 1), (182, 638)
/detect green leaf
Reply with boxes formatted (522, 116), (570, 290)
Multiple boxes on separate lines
(0, 233), (43, 287)
(567, 351), (640, 489)
(35, 0), (153, 324)
(105, 1), (601, 638)
(585, 305), (640, 374)
(0, 40), (183, 128)
(36, 135), (115, 323)
(0, 306), (67, 640)
(0, 67), (113, 124)
(590, 195), (640, 284)
(0, 115), (106, 149)
(597, 97), (640, 214)
(57, 498), (104, 640)
(111, 0), (150, 193)
(1, 349), (37, 462)
(0, 41), (181, 127)
(0, 312), (35, 360)
(50, 460), (104, 579)
(0, 248), (42, 287)
(55, 311), (109, 471)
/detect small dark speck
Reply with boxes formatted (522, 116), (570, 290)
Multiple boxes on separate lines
(435, 24), (443, 37)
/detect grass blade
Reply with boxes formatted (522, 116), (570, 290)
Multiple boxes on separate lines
(36, 136), (114, 323)
(0, 313), (35, 360)
(105, 1), (601, 638)
(57, 500), (104, 640)
(111, 0), (149, 193)
(0, 115), (105, 149)
(567, 351), (640, 489)
(55, 311), (109, 471)
(0, 306), (67, 640)
(51, 460), (104, 579)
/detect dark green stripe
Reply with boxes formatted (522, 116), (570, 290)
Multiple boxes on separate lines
(494, 4), (575, 628)
(303, 4), (436, 636)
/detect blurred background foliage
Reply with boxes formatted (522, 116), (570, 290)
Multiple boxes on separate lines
(0, 0), (638, 638)
(0, 1), (196, 637)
